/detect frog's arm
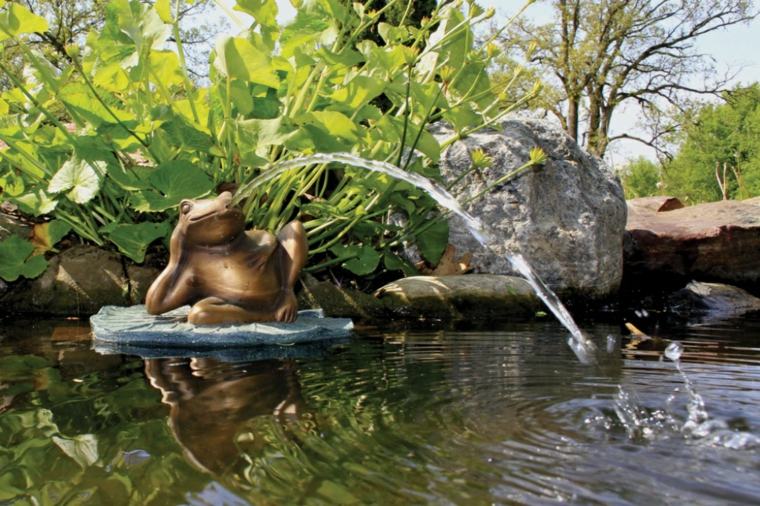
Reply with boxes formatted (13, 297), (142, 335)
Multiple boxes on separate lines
(145, 228), (193, 314)
(277, 221), (307, 291)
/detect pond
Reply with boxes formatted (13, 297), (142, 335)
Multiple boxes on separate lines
(1, 316), (759, 504)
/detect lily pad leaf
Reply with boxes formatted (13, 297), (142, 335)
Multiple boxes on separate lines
(48, 158), (105, 204)
(101, 221), (170, 263)
(132, 160), (213, 212)
(0, 235), (48, 282)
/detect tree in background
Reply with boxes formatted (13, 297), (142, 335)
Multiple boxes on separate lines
(621, 156), (661, 199)
(663, 84), (760, 203)
(493, 0), (756, 158)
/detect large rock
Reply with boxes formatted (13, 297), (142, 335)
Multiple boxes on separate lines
(625, 198), (760, 291)
(3, 245), (130, 315)
(432, 118), (626, 299)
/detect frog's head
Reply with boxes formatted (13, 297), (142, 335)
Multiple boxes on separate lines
(178, 191), (245, 246)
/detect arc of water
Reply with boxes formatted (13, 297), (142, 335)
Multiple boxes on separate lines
(234, 153), (597, 363)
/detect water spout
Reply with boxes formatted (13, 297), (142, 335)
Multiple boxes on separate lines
(234, 153), (597, 362)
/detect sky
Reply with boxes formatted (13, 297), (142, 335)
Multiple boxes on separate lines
(219, 0), (760, 165)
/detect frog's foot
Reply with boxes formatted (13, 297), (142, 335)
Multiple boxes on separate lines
(274, 290), (298, 323)
(187, 297), (273, 325)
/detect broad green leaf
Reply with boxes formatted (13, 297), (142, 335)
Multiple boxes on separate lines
(149, 50), (183, 87)
(93, 64), (130, 92)
(214, 36), (279, 88)
(109, 0), (171, 52)
(31, 220), (71, 254)
(102, 221), (169, 263)
(416, 218), (449, 265)
(0, 96), (7, 115)
(131, 160), (213, 212)
(301, 111), (359, 142)
(279, 8), (330, 58)
(230, 80), (254, 115)
(0, 171), (24, 196)
(160, 116), (214, 150)
(0, 3), (48, 41)
(52, 434), (98, 469)
(60, 83), (135, 126)
(383, 252), (417, 276)
(0, 235), (48, 282)
(331, 244), (381, 276)
(330, 76), (385, 110)
(14, 190), (57, 216)
(234, 0), (277, 28)
(48, 158), (105, 204)
(236, 117), (294, 150)
(107, 163), (149, 191)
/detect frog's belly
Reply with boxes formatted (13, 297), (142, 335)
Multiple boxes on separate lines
(197, 263), (281, 306)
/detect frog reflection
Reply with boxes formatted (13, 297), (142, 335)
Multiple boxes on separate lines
(144, 358), (305, 475)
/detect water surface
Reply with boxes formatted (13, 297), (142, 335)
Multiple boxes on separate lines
(1, 317), (758, 504)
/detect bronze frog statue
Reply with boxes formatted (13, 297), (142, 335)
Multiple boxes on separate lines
(145, 191), (307, 325)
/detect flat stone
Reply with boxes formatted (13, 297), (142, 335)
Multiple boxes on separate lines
(625, 199), (760, 291)
(374, 274), (542, 320)
(90, 306), (354, 350)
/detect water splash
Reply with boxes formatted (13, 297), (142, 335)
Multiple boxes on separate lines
(610, 342), (759, 449)
(664, 342), (759, 449)
(233, 153), (596, 362)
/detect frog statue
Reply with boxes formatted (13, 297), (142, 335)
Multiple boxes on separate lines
(145, 191), (307, 325)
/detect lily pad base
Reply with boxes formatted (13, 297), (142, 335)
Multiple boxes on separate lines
(90, 305), (354, 350)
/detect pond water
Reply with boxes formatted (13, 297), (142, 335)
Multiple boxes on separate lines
(1, 316), (759, 505)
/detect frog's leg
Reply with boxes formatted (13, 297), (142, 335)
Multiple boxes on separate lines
(273, 221), (307, 323)
(188, 297), (278, 325)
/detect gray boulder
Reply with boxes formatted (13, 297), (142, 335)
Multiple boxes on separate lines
(432, 118), (626, 299)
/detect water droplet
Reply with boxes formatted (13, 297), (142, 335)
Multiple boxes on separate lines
(664, 341), (683, 362)
(606, 335), (617, 354)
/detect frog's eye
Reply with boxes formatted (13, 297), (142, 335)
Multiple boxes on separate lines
(180, 201), (193, 215)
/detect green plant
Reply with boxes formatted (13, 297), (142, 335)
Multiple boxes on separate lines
(0, 0), (540, 284)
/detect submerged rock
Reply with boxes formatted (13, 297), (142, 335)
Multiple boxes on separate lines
(374, 274), (541, 321)
(625, 198), (760, 291)
(432, 117), (626, 299)
(668, 281), (760, 321)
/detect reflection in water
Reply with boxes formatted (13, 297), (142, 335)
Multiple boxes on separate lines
(1, 318), (759, 504)
(144, 358), (305, 476)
